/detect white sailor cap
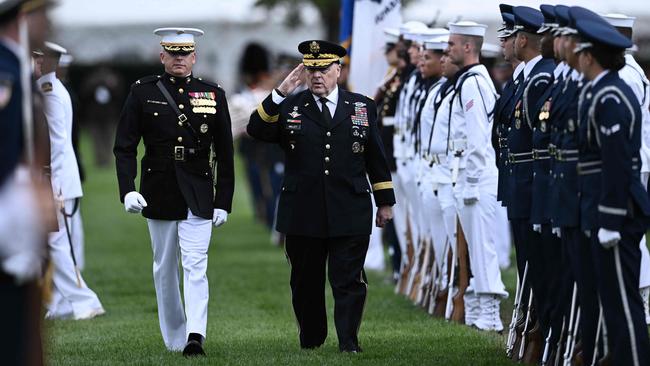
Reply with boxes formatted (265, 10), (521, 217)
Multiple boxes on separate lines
(423, 35), (449, 51)
(43, 41), (67, 55)
(383, 27), (400, 44)
(412, 28), (449, 44)
(154, 27), (204, 54)
(448, 21), (488, 37)
(601, 13), (635, 29)
(399, 21), (428, 37)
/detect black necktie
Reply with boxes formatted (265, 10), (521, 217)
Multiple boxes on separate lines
(319, 97), (332, 125)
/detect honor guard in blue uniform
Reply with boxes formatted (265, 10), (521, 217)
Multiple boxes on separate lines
(602, 12), (650, 326)
(494, 4), (523, 210)
(114, 28), (235, 357)
(574, 14), (650, 366)
(525, 5), (568, 361)
(506, 6), (556, 361)
(247, 40), (395, 352)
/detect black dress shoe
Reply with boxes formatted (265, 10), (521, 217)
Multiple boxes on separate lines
(182, 333), (206, 358)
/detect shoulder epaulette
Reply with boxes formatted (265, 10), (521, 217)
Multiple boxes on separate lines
(195, 77), (223, 91)
(133, 75), (160, 87)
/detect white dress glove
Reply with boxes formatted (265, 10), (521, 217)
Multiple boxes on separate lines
(124, 191), (147, 213)
(597, 228), (621, 249)
(532, 224), (542, 233)
(2, 252), (42, 285)
(552, 227), (562, 238)
(212, 209), (228, 228)
(462, 184), (480, 205)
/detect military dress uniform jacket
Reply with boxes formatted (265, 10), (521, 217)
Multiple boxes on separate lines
(247, 88), (396, 238)
(506, 57), (555, 219)
(530, 63), (564, 225)
(578, 72), (650, 231)
(37, 72), (82, 200)
(0, 41), (23, 189)
(114, 73), (235, 220)
(548, 73), (582, 228)
(494, 65), (524, 206)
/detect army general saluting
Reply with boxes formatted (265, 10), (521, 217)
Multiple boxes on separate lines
(114, 28), (234, 357)
(247, 40), (395, 353)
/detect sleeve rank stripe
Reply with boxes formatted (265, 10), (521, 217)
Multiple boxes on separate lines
(257, 104), (279, 123)
(372, 181), (394, 191)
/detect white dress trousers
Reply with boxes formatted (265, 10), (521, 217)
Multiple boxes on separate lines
(146, 209), (212, 351)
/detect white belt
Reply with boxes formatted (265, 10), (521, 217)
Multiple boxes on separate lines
(448, 139), (467, 152)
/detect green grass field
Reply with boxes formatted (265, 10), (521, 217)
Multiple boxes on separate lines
(45, 149), (521, 366)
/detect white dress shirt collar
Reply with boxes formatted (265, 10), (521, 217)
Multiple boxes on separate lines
(313, 86), (339, 117)
(523, 54), (543, 80)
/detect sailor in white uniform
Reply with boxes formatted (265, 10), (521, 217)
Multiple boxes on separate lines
(35, 42), (104, 320)
(445, 21), (508, 331)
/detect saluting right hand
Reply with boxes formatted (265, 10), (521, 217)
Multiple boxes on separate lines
(277, 64), (305, 97)
(124, 191), (147, 214)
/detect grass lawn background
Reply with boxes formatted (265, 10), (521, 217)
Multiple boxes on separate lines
(47, 138), (646, 365)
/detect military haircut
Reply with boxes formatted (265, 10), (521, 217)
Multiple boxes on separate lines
(518, 31), (542, 51)
(460, 34), (483, 55)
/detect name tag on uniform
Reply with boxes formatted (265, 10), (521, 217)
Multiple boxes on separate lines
(286, 119), (302, 130)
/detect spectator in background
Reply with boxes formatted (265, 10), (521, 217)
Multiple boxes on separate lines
(79, 65), (125, 167)
(230, 43), (287, 245)
(491, 61), (513, 93)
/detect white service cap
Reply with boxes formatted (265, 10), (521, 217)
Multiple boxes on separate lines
(447, 21), (488, 37)
(44, 41), (67, 55)
(154, 27), (204, 53)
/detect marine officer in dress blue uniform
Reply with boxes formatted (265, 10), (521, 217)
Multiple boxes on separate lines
(114, 28), (235, 357)
(574, 12), (650, 366)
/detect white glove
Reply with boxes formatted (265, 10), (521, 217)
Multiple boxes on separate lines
(532, 224), (542, 233)
(462, 184), (480, 205)
(598, 228), (621, 249)
(124, 191), (147, 213)
(2, 252), (42, 285)
(552, 227), (562, 238)
(212, 209), (228, 228)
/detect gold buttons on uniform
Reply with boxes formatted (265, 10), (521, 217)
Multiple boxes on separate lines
(324, 170), (329, 175)
(178, 122), (183, 126)
(179, 104), (184, 110)
(177, 137), (183, 142)
(178, 88), (184, 94)
(325, 144), (331, 149)
(325, 157), (330, 163)
(326, 132), (331, 137)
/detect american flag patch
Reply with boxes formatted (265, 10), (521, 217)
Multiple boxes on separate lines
(465, 99), (474, 111)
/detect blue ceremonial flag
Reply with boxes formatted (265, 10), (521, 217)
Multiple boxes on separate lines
(348, 0), (402, 96)
(339, 0), (354, 58)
